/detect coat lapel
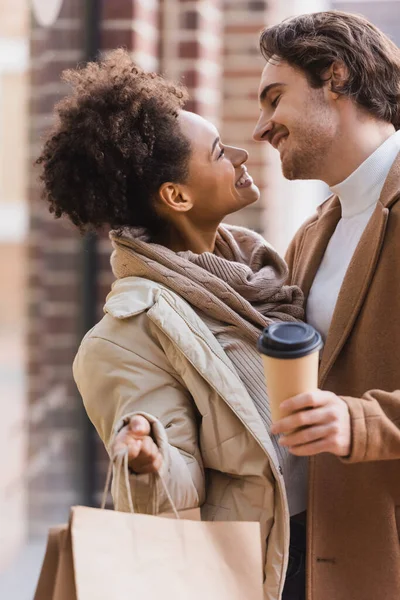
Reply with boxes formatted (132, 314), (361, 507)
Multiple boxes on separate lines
(318, 203), (389, 386)
(292, 197), (341, 301)
(318, 154), (400, 386)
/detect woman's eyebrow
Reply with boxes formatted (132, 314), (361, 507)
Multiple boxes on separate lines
(211, 136), (220, 154)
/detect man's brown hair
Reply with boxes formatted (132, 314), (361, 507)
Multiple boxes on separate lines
(259, 11), (400, 129)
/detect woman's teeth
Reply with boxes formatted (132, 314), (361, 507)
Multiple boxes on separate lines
(236, 173), (253, 188)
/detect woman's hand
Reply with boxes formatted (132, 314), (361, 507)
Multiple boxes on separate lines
(112, 415), (163, 474)
(270, 390), (351, 457)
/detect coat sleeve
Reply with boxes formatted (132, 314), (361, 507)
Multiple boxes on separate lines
(340, 389), (400, 462)
(73, 335), (205, 514)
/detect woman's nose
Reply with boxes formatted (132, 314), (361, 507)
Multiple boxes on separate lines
(226, 146), (248, 166)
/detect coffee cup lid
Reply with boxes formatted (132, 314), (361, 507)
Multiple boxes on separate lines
(257, 322), (323, 359)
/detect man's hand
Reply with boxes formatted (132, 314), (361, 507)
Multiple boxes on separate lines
(112, 415), (163, 474)
(270, 390), (351, 457)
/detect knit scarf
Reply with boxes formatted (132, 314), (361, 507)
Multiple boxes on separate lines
(109, 225), (304, 343)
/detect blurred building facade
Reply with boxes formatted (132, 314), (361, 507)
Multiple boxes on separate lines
(3, 1), (400, 594)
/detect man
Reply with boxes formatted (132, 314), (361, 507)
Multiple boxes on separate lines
(253, 10), (400, 600)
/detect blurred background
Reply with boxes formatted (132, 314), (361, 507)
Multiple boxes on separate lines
(0, 0), (398, 598)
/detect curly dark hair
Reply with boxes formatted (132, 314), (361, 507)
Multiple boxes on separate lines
(260, 11), (400, 130)
(36, 49), (191, 234)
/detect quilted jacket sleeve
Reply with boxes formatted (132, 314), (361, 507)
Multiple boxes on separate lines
(73, 334), (205, 515)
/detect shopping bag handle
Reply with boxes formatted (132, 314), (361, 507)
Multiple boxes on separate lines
(101, 448), (180, 519)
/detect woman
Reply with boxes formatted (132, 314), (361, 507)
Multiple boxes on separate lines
(37, 50), (306, 600)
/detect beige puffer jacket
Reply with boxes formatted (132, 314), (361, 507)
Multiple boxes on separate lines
(73, 276), (290, 600)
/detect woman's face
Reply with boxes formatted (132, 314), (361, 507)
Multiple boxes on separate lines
(175, 111), (260, 224)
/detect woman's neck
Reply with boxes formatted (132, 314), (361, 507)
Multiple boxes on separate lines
(160, 221), (220, 254)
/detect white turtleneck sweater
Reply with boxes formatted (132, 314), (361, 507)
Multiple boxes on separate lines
(307, 130), (400, 340)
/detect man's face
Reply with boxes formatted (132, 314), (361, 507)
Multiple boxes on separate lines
(253, 60), (338, 181)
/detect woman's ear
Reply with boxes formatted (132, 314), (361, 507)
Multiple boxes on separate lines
(157, 182), (194, 214)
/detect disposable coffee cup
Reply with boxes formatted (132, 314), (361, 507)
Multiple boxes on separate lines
(257, 322), (323, 423)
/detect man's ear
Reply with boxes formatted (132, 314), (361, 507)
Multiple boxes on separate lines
(325, 61), (349, 99)
(157, 182), (193, 214)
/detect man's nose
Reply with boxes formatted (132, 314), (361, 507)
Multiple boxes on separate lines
(253, 116), (272, 142)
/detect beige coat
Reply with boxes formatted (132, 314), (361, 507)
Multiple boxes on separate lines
(285, 154), (400, 600)
(73, 276), (290, 600)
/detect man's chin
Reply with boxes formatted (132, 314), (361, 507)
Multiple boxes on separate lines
(281, 160), (309, 181)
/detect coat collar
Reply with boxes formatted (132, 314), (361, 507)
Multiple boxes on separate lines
(291, 196), (341, 302)
(104, 276), (162, 318)
(296, 152), (400, 386)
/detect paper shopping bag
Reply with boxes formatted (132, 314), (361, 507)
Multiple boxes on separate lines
(34, 507), (201, 600)
(33, 525), (67, 600)
(69, 504), (264, 600)
(35, 505), (263, 600)
(34, 451), (264, 599)
(52, 526), (77, 600)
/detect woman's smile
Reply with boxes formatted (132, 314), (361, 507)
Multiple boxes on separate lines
(235, 168), (254, 189)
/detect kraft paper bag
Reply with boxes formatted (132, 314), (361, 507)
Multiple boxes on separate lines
(52, 526), (77, 600)
(34, 452), (264, 600)
(34, 508), (201, 600)
(33, 525), (67, 600)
